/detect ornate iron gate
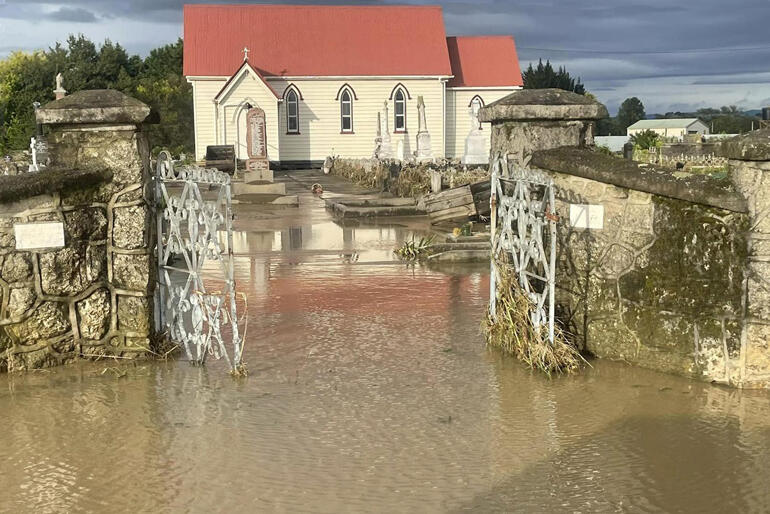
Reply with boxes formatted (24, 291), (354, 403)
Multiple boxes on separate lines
(154, 151), (243, 370)
(489, 154), (557, 343)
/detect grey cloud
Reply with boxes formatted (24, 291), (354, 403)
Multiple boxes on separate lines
(1, 0), (769, 112)
(46, 7), (98, 23)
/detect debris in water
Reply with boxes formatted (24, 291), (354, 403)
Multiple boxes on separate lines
(483, 261), (585, 376)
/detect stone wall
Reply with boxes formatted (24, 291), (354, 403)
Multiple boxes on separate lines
(0, 90), (155, 370)
(531, 147), (750, 384)
(481, 91), (770, 388)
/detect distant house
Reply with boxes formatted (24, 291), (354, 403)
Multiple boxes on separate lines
(183, 4), (523, 165)
(627, 118), (710, 139)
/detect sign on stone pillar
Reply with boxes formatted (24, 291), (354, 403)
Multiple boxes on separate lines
(245, 107), (270, 179)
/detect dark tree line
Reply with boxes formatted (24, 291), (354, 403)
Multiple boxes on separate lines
(522, 59), (585, 95)
(0, 35), (192, 155)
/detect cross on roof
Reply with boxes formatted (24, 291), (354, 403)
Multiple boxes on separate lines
(243, 47), (250, 61)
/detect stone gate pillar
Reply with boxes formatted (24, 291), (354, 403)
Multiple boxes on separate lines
(723, 129), (770, 388)
(478, 88), (608, 164)
(33, 89), (156, 361)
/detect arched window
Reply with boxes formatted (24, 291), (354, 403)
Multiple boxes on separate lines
(286, 89), (299, 134)
(394, 89), (406, 132)
(340, 90), (353, 133)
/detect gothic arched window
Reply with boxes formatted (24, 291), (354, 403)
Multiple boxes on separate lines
(394, 88), (406, 132)
(340, 89), (353, 133)
(286, 89), (299, 134)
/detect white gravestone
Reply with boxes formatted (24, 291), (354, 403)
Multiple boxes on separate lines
(569, 204), (604, 230)
(378, 101), (394, 159)
(415, 96), (432, 162)
(462, 102), (488, 165)
(14, 222), (65, 250)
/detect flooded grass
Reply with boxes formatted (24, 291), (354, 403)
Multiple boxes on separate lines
(484, 261), (585, 375)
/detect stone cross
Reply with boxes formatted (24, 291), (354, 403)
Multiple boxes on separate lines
(417, 96), (427, 134)
(382, 101), (390, 135)
(29, 137), (39, 172)
(415, 96), (432, 162)
(469, 102), (482, 132)
(243, 47), (250, 61)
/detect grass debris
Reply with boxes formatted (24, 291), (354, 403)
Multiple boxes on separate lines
(483, 261), (585, 376)
(394, 235), (435, 261)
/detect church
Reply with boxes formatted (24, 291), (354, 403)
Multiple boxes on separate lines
(183, 4), (523, 166)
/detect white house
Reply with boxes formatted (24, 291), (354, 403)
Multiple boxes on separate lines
(627, 118), (710, 139)
(183, 4), (523, 166)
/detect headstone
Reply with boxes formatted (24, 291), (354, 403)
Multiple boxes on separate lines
(378, 101), (394, 159)
(373, 112), (383, 158)
(430, 169), (442, 193)
(28, 137), (48, 172)
(415, 96), (432, 162)
(462, 101), (488, 165)
(396, 139), (404, 161)
(323, 156), (333, 175)
(245, 106), (270, 179)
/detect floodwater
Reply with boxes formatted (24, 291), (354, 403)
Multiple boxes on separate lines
(1, 170), (770, 513)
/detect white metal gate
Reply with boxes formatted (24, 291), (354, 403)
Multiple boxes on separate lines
(154, 151), (243, 371)
(489, 154), (557, 343)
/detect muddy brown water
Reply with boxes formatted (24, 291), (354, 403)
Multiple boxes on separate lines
(1, 171), (769, 513)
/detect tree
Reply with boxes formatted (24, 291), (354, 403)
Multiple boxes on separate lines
(617, 97), (645, 134)
(522, 59), (585, 95)
(0, 35), (192, 155)
(629, 129), (659, 150)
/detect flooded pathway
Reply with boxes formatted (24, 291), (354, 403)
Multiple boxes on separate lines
(1, 170), (770, 512)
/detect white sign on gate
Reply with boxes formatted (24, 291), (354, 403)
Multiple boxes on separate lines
(14, 221), (65, 250)
(569, 204), (604, 230)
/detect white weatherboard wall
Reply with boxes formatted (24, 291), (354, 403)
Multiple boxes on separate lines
(191, 77), (518, 163)
(218, 73), (281, 161)
(192, 78), (226, 160)
(445, 88), (519, 159)
(268, 78), (446, 162)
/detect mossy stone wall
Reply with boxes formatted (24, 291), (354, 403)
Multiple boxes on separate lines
(0, 95), (154, 371)
(545, 171), (749, 384)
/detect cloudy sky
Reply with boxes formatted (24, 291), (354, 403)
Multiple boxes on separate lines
(1, 0), (769, 114)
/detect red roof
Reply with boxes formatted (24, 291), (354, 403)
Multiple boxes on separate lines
(183, 4), (453, 78)
(446, 36), (523, 87)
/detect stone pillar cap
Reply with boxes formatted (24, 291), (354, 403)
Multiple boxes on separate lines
(720, 128), (770, 161)
(478, 88), (608, 122)
(36, 89), (153, 126)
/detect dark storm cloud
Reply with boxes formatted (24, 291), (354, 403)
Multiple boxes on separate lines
(47, 7), (98, 22)
(1, 0), (769, 112)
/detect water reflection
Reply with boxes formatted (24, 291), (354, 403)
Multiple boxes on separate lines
(1, 173), (770, 512)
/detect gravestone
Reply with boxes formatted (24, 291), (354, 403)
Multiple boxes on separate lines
(462, 101), (488, 165)
(244, 106), (272, 183)
(415, 96), (433, 162)
(378, 101), (394, 159)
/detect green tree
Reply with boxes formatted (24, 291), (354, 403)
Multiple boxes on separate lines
(522, 59), (585, 95)
(617, 97), (646, 134)
(0, 35), (192, 155)
(629, 129), (659, 150)
(131, 39), (193, 155)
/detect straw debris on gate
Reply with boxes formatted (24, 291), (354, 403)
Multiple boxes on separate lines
(483, 261), (585, 375)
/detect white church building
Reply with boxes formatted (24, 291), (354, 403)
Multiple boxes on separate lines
(183, 4), (523, 166)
